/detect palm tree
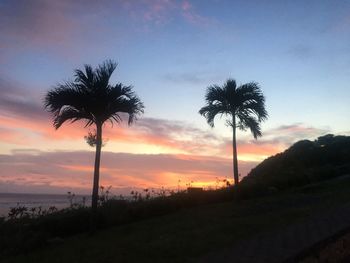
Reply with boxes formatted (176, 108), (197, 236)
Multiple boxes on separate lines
(199, 79), (267, 185)
(44, 60), (144, 229)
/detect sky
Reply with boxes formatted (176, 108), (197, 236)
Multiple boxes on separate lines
(0, 0), (349, 194)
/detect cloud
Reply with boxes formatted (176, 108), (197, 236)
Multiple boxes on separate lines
(141, 0), (176, 25)
(0, 0), (215, 61)
(0, 77), (46, 120)
(219, 123), (331, 161)
(133, 117), (223, 154)
(0, 78), (223, 154)
(180, 0), (215, 26)
(0, 126), (32, 145)
(0, 77), (332, 162)
(0, 1), (77, 51)
(0, 150), (258, 194)
(0, 0), (122, 59)
(119, 0), (215, 27)
(263, 124), (330, 143)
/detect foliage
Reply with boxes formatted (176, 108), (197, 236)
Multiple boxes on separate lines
(240, 134), (350, 191)
(84, 130), (108, 147)
(0, 184), (234, 258)
(199, 79), (268, 135)
(6, 175), (350, 263)
(8, 206), (58, 220)
(44, 60), (144, 130)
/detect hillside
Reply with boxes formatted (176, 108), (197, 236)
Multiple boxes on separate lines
(241, 134), (350, 190)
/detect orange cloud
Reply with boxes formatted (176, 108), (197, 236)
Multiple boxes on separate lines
(0, 111), (329, 163)
(0, 150), (258, 194)
(221, 140), (283, 161)
(0, 76), (330, 162)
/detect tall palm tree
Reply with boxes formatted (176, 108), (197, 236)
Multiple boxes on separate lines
(44, 60), (144, 228)
(199, 79), (267, 185)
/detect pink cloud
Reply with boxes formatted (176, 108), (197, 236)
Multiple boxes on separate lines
(0, 1), (77, 49)
(0, 0), (120, 60)
(263, 124), (330, 143)
(143, 0), (175, 24)
(121, 0), (215, 27)
(0, 77), (330, 162)
(181, 0), (191, 11)
(180, 0), (215, 26)
(0, 127), (26, 145)
(0, 0), (215, 61)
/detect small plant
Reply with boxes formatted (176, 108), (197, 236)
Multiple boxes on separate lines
(67, 191), (86, 209)
(186, 181), (194, 188)
(177, 179), (181, 193)
(143, 189), (151, 200)
(99, 185), (112, 206)
(7, 204), (58, 220)
(130, 190), (143, 201)
(67, 191), (76, 208)
(8, 205), (28, 220)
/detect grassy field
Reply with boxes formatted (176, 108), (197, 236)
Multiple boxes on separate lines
(4, 175), (350, 263)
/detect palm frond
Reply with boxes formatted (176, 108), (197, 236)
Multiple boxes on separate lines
(199, 78), (267, 137)
(205, 85), (225, 104)
(44, 84), (86, 114)
(199, 104), (227, 127)
(237, 112), (262, 139)
(53, 107), (93, 129)
(95, 60), (117, 89)
(103, 87), (145, 125)
(74, 64), (95, 89)
(45, 59), (144, 130)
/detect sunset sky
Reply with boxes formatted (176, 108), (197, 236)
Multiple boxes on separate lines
(0, 0), (349, 194)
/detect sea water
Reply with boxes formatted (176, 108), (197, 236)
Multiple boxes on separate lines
(0, 193), (89, 217)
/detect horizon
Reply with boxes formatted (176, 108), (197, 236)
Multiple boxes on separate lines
(1, 0), (350, 194)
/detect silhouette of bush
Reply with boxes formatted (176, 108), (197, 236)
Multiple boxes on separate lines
(240, 134), (350, 191)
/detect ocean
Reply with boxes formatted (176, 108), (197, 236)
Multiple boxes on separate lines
(0, 193), (89, 217)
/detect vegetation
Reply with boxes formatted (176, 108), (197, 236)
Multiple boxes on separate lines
(199, 79), (268, 185)
(4, 174), (350, 263)
(44, 60), (144, 230)
(240, 134), (350, 191)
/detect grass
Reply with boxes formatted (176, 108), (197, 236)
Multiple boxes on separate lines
(4, 175), (350, 263)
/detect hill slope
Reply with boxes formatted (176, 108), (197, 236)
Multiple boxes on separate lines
(241, 134), (350, 189)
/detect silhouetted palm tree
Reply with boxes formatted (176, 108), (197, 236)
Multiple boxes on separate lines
(44, 60), (144, 229)
(199, 79), (267, 185)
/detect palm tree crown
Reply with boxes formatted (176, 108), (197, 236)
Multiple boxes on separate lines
(199, 79), (267, 137)
(44, 60), (144, 129)
(199, 79), (268, 185)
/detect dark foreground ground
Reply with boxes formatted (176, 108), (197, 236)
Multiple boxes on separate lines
(4, 175), (350, 263)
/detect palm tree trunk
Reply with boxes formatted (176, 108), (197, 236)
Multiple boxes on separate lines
(90, 122), (102, 232)
(232, 115), (239, 185)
